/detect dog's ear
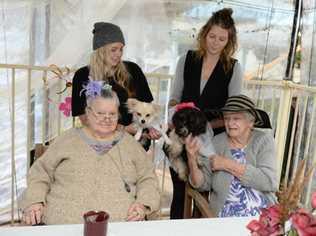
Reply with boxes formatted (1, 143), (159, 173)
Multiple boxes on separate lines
(127, 98), (139, 111)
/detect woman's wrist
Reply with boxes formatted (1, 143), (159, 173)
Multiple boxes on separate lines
(188, 167), (204, 188)
(187, 154), (199, 168)
(124, 124), (137, 135)
(224, 159), (246, 178)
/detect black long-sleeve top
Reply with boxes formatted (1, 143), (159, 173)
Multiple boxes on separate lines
(71, 61), (153, 125)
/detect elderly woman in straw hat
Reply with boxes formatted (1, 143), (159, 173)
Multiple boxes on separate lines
(186, 94), (278, 217)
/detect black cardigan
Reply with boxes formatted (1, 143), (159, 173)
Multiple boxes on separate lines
(71, 61), (153, 125)
(181, 50), (235, 134)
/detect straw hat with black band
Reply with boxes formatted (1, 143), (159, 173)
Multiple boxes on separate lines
(209, 94), (272, 129)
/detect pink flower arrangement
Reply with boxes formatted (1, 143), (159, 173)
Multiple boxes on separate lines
(247, 205), (284, 236)
(247, 159), (316, 236)
(291, 208), (316, 236)
(247, 192), (316, 236)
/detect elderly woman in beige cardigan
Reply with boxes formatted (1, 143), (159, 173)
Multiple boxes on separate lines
(21, 81), (160, 225)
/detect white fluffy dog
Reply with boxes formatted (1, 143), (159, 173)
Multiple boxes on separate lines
(127, 98), (171, 145)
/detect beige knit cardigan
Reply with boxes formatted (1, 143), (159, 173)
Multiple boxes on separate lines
(21, 128), (160, 224)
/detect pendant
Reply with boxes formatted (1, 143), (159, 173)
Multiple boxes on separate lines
(124, 182), (131, 193)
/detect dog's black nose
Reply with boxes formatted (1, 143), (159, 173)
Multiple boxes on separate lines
(141, 120), (145, 124)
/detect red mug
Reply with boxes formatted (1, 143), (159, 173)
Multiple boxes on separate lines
(83, 211), (109, 236)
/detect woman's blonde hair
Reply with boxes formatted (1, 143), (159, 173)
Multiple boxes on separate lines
(196, 8), (237, 73)
(89, 45), (134, 96)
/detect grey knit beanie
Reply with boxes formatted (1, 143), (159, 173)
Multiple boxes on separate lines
(92, 22), (125, 50)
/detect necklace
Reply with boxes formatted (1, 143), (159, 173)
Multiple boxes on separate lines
(106, 133), (131, 193)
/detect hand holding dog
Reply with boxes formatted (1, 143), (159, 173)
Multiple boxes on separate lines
(185, 134), (205, 187)
(145, 127), (162, 140)
(123, 123), (138, 136)
(185, 134), (201, 162)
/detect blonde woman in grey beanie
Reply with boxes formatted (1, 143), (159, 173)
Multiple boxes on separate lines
(72, 22), (161, 149)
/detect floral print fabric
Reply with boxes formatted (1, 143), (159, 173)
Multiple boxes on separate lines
(219, 149), (268, 217)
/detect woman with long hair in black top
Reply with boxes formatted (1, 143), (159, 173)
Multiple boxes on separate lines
(72, 22), (160, 143)
(168, 8), (244, 219)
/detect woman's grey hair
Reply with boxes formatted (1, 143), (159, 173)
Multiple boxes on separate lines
(243, 111), (255, 124)
(86, 88), (120, 108)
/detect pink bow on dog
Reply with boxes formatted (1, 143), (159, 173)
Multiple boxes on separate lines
(175, 102), (200, 112)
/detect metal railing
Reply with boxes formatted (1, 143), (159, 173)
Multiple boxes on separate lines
(244, 79), (316, 205)
(1, 63), (316, 224)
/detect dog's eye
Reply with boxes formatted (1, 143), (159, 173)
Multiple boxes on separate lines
(145, 114), (151, 117)
(136, 112), (141, 116)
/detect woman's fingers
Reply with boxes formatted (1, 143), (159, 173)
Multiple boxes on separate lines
(185, 135), (200, 155)
(209, 155), (217, 170)
(22, 203), (44, 225)
(185, 134), (195, 149)
(28, 210), (37, 225)
(184, 134), (193, 144)
(126, 211), (142, 221)
(141, 128), (161, 140)
(22, 211), (32, 225)
(148, 128), (161, 140)
(127, 203), (145, 221)
(35, 209), (42, 224)
(22, 214), (30, 225)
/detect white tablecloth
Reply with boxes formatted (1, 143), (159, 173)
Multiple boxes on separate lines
(0, 217), (254, 236)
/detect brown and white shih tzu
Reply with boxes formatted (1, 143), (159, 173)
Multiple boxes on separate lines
(164, 102), (215, 181)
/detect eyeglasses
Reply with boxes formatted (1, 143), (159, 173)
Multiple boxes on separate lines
(87, 106), (118, 122)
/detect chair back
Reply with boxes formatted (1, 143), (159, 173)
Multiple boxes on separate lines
(183, 183), (215, 218)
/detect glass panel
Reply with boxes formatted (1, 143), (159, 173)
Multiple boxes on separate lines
(113, 0), (294, 81)
(301, 1), (316, 86)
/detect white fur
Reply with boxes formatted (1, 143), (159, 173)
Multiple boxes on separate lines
(127, 98), (172, 145)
